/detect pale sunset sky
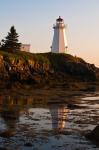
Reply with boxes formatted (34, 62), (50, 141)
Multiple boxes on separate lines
(0, 0), (99, 66)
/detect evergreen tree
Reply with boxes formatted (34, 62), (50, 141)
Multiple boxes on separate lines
(1, 26), (21, 52)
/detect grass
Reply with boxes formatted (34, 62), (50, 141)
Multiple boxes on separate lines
(0, 50), (50, 65)
(0, 50), (87, 64)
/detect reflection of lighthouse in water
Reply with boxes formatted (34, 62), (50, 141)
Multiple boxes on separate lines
(49, 105), (68, 130)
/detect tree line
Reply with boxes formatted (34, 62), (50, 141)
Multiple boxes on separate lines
(0, 26), (21, 53)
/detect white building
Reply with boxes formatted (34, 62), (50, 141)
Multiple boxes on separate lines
(51, 16), (68, 53)
(20, 44), (30, 52)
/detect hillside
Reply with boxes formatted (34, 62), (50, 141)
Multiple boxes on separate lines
(0, 50), (98, 89)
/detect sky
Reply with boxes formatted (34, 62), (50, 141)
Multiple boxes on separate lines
(0, 0), (99, 66)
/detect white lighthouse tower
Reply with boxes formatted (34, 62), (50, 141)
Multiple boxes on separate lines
(51, 16), (68, 53)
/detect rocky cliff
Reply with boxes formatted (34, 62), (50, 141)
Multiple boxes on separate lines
(0, 50), (98, 87)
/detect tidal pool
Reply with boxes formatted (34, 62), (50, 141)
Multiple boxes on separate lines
(0, 90), (99, 150)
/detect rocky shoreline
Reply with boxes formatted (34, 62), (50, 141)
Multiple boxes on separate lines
(0, 50), (99, 90)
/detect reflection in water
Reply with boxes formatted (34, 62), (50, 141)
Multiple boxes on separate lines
(0, 95), (47, 130)
(0, 96), (20, 129)
(0, 93), (98, 150)
(49, 105), (68, 130)
(1, 108), (19, 129)
(0, 95), (69, 131)
(0, 95), (29, 129)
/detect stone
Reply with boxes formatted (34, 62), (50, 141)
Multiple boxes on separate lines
(24, 142), (32, 147)
(86, 125), (99, 141)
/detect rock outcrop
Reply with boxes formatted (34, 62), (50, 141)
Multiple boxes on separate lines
(86, 125), (99, 145)
(0, 50), (97, 86)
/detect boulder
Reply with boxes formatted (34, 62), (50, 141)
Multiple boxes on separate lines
(86, 125), (99, 141)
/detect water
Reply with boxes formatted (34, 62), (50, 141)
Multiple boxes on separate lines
(0, 89), (99, 150)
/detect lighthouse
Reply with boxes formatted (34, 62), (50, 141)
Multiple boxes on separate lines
(51, 16), (68, 53)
